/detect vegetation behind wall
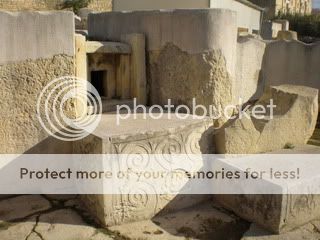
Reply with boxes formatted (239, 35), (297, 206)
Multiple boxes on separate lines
(276, 13), (320, 42)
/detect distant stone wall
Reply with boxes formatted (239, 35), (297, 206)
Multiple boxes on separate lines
(263, 40), (320, 96)
(0, 11), (75, 153)
(235, 37), (320, 105)
(0, 0), (112, 11)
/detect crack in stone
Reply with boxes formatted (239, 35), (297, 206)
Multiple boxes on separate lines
(0, 195), (129, 240)
(25, 215), (44, 240)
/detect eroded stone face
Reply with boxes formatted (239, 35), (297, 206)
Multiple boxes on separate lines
(149, 43), (232, 127)
(215, 85), (319, 154)
(0, 55), (74, 153)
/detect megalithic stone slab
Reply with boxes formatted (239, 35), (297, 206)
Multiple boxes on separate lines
(74, 112), (214, 226)
(215, 85), (319, 154)
(215, 145), (320, 234)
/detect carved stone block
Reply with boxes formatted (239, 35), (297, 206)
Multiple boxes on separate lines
(74, 113), (214, 226)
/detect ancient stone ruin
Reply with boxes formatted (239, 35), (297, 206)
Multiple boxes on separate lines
(0, 7), (319, 240)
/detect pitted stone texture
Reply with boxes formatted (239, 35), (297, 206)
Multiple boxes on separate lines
(35, 209), (113, 240)
(0, 217), (37, 240)
(110, 202), (249, 240)
(236, 37), (266, 102)
(216, 193), (320, 234)
(74, 113), (213, 226)
(149, 44), (233, 127)
(215, 85), (319, 154)
(0, 195), (50, 222)
(0, 11), (74, 64)
(214, 144), (320, 234)
(242, 222), (320, 240)
(0, 55), (74, 153)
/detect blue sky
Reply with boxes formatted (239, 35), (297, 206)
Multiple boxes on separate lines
(314, 0), (320, 8)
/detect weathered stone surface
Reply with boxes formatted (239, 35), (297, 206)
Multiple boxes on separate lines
(0, 55), (74, 153)
(88, 9), (237, 71)
(110, 202), (249, 240)
(215, 145), (320, 234)
(0, 195), (50, 221)
(236, 37), (266, 102)
(241, 222), (320, 240)
(0, 217), (37, 240)
(0, 11), (74, 64)
(215, 85), (318, 154)
(35, 209), (113, 240)
(74, 113), (213, 226)
(88, 9), (238, 121)
(263, 41), (320, 104)
(277, 31), (298, 41)
(149, 44), (233, 126)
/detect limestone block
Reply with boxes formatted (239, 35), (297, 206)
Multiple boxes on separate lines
(215, 85), (318, 154)
(0, 11), (75, 64)
(263, 41), (320, 102)
(149, 44), (233, 127)
(273, 19), (290, 31)
(74, 113), (214, 226)
(214, 145), (320, 234)
(236, 37), (266, 102)
(0, 11), (75, 154)
(277, 30), (298, 41)
(261, 21), (282, 40)
(88, 9), (238, 117)
(121, 33), (147, 105)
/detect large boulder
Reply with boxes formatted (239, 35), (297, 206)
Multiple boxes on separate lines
(215, 85), (318, 154)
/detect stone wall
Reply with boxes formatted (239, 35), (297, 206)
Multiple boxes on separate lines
(0, 0), (112, 11)
(0, 11), (75, 153)
(263, 40), (320, 96)
(235, 36), (266, 103)
(88, 9), (320, 112)
(88, 9), (238, 123)
(235, 37), (320, 105)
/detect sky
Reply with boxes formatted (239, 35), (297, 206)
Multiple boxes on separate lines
(314, 0), (320, 8)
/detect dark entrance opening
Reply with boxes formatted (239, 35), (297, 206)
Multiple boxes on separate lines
(90, 70), (106, 97)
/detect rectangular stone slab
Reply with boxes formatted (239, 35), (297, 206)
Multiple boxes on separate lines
(215, 145), (320, 234)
